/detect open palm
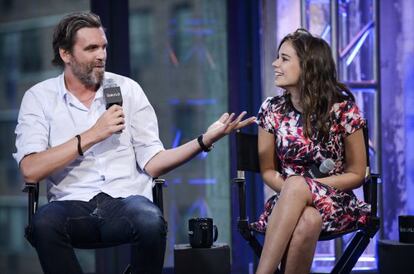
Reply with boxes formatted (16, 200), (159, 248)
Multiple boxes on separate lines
(206, 112), (256, 142)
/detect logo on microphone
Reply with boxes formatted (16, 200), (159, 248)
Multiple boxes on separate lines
(103, 79), (123, 110)
(105, 92), (121, 98)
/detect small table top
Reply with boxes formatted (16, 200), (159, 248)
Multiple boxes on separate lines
(174, 243), (229, 250)
(378, 239), (414, 245)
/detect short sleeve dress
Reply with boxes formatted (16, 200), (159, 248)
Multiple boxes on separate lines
(252, 95), (371, 236)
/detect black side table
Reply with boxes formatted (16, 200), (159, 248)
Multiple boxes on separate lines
(174, 243), (230, 274)
(377, 239), (414, 274)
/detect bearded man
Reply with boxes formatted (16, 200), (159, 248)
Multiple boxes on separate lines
(13, 12), (255, 274)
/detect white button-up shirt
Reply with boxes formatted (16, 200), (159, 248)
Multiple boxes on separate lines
(13, 72), (164, 202)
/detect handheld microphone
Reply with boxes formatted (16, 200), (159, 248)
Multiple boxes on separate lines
(103, 79), (123, 109)
(103, 79), (123, 133)
(305, 158), (335, 179)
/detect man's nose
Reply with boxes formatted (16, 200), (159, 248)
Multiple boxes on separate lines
(97, 48), (106, 60)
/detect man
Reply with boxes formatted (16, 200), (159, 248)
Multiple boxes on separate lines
(13, 12), (255, 274)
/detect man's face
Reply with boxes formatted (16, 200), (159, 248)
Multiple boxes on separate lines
(66, 27), (107, 87)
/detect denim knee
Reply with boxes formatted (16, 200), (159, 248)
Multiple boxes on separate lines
(126, 199), (167, 243)
(30, 203), (68, 246)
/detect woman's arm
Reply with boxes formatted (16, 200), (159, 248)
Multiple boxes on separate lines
(258, 127), (284, 192)
(316, 128), (367, 191)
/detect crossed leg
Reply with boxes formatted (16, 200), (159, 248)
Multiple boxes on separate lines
(256, 176), (322, 274)
(280, 206), (322, 273)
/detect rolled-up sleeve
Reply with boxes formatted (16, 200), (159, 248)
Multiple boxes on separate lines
(13, 90), (49, 165)
(129, 82), (164, 170)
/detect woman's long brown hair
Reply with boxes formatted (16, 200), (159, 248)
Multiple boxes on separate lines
(279, 29), (355, 139)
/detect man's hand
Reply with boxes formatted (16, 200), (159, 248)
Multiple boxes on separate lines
(203, 112), (256, 145)
(89, 105), (125, 142)
(144, 111), (256, 178)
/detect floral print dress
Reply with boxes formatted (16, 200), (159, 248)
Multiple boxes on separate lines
(251, 95), (371, 236)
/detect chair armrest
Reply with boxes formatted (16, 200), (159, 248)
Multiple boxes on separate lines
(22, 182), (39, 244)
(22, 182), (40, 225)
(363, 173), (380, 218)
(152, 178), (165, 214)
(234, 177), (248, 221)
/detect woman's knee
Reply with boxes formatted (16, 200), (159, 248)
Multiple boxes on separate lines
(281, 176), (309, 196)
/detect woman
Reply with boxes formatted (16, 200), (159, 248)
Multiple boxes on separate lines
(254, 29), (371, 274)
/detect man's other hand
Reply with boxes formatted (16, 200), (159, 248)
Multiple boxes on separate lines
(203, 112), (256, 146)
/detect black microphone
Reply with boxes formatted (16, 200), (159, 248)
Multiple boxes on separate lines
(305, 158), (335, 179)
(103, 79), (123, 133)
(103, 79), (123, 109)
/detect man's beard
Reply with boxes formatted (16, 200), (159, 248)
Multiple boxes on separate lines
(70, 57), (105, 88)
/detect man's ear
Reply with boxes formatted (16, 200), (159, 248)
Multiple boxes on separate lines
(59, 48), (71, 64)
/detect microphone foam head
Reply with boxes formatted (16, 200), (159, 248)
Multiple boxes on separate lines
(103, 78), (116, 88)
(319, 158), (335, 174)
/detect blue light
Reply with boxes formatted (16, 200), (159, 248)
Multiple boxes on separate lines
(186, 98), (217, 105)
(172, 129), (182, 148)
(188, 178), (217, 185)
(169, 98), (180, 105)
(198, 151), (208, 159)
(171, 178), (182, 184)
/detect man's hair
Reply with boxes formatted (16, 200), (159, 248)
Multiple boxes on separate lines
(52, 11), (102, 67)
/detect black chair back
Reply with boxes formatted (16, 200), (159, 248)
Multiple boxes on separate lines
(236, 131), (260, 173)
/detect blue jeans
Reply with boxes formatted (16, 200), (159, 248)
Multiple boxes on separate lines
(30, 192), (167, 274)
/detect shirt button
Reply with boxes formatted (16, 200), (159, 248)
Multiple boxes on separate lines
(101, 175), (105, 181)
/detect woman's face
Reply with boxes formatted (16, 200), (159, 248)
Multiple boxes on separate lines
(272, 41), (301, 91)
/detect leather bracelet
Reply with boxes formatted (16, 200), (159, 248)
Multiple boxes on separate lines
(75, 134), (84, 156)
(197, 134), (213, 152)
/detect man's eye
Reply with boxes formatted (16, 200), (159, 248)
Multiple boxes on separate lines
(85, 46), (98, 51)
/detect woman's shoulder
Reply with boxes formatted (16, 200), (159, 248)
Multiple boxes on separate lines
(331, 98), (359, 115)
(257, 95), (287, 133)
(331, 98), (365, 132)
(261, 95), (286, 110)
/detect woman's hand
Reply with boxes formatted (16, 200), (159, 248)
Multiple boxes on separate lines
(203, 112), (256, 145)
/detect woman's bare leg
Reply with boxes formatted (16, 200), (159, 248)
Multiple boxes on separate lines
(280, 206), (322, 274)
(256, 176), (313, 274)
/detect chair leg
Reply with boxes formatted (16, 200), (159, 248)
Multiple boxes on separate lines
(330, 231), (370, 274)
(238, 219), (263, 257)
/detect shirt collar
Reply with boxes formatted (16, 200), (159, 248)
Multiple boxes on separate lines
(58, 72), (105, 103)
